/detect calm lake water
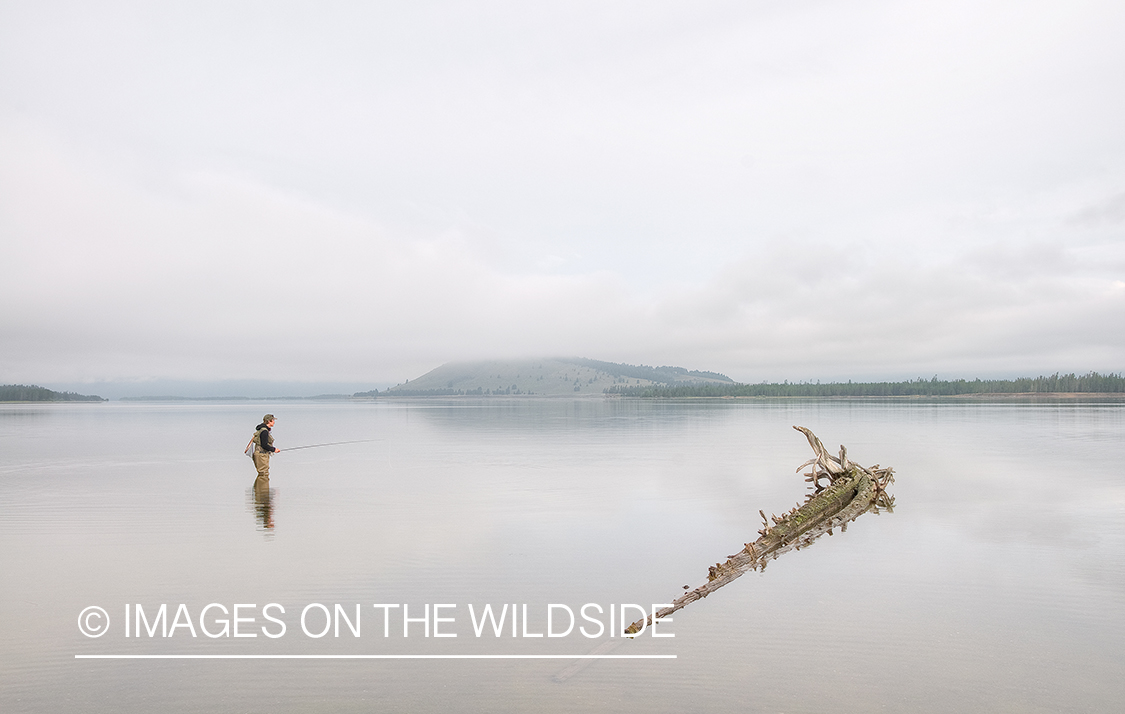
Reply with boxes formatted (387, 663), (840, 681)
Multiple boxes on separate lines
(1, 398), (1123, 713)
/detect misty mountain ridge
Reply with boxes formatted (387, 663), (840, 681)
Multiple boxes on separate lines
(366, 358), (733, 397)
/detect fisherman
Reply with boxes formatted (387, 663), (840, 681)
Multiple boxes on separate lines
(252, 414), (281, 479)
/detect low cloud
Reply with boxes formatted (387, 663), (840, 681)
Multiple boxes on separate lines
(2, 2), (1123, 388)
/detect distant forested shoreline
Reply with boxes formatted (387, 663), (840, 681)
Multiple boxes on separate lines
(0, 384), (107, 402)
(604, 372), (1125, 398)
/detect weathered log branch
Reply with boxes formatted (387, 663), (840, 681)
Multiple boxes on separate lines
(554, 427), (895, 682)
(623, 425), (894, 635)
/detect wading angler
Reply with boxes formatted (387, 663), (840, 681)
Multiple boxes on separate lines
(246, 414), (281, 481)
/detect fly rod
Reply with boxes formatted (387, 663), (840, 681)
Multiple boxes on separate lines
(280, 439), (375, 452)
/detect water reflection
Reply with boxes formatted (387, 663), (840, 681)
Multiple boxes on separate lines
(248, 475), (276, 532)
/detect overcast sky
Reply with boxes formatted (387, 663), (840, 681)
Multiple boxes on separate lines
(2, 0), (1123, 392)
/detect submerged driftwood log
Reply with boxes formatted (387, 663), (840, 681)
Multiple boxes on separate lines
(623, 425), (895, 635)
(554, 426), (895, 682)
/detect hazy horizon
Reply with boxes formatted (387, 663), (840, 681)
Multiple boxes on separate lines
(27, 359), (1125, 401)
(3, 2), (1123, 386)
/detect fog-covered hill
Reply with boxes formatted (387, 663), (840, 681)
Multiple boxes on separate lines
(362, 358), (732, 397)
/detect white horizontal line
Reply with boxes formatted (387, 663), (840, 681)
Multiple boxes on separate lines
(75, 654), (675, 660)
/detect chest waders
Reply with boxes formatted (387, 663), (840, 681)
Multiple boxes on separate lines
(252, 427), (272, 478)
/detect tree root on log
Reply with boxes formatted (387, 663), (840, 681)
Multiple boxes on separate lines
(623, 425), (895, 636)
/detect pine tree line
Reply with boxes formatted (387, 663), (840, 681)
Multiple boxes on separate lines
(0, 384), (107, 402)
(604, 372), (1125, 398)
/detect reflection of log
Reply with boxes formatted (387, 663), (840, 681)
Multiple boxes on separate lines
(623, 425), (894, 635)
